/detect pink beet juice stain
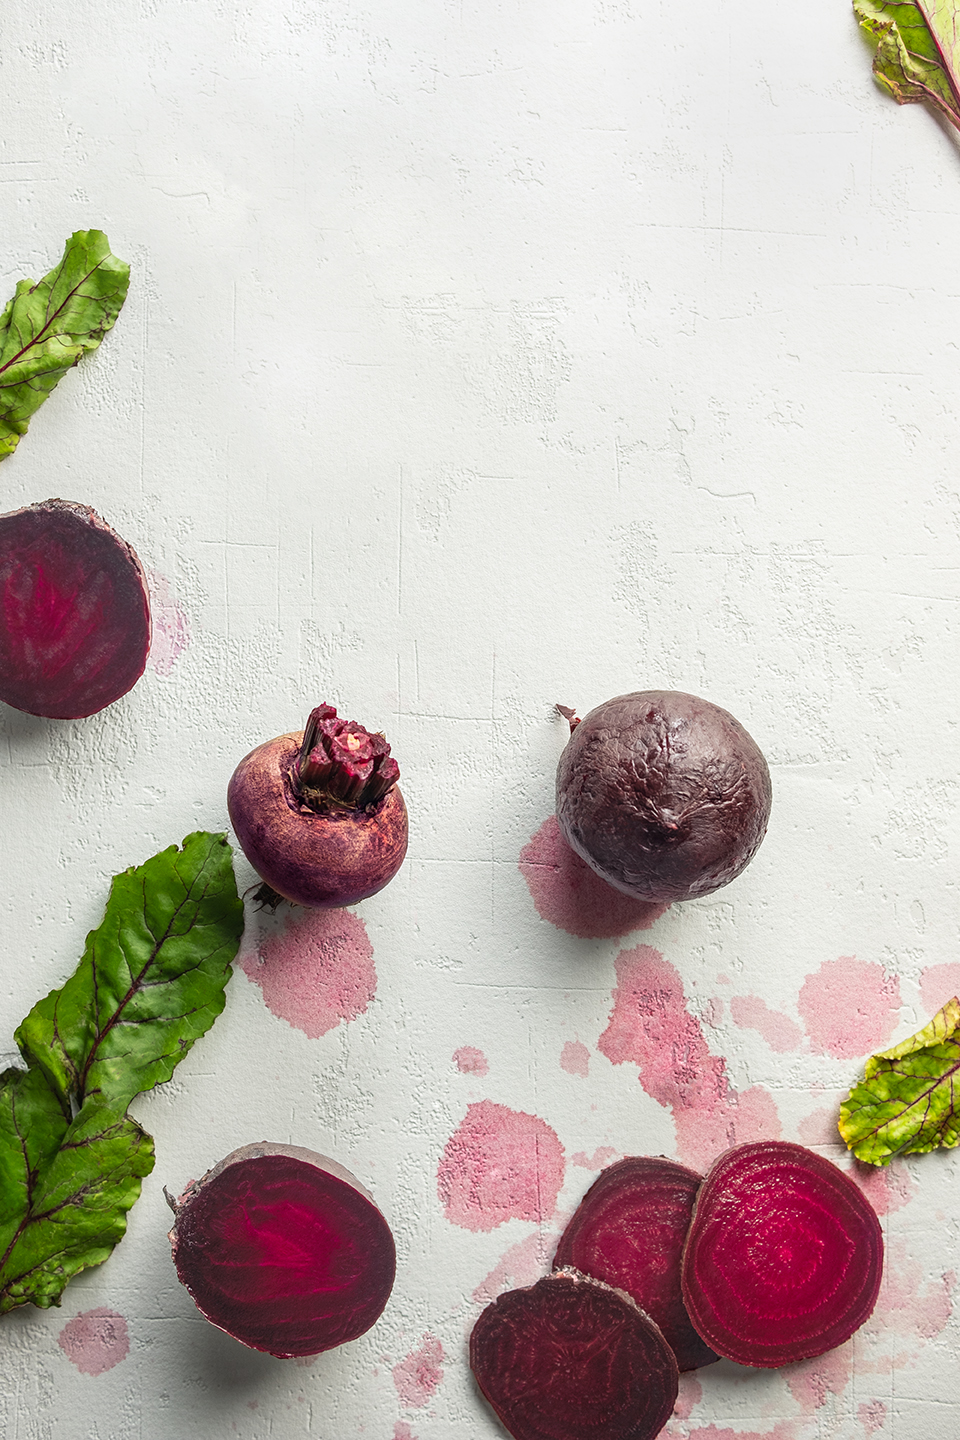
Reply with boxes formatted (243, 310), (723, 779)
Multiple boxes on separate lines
(729, 994), (802, 1053)
(240, 907), (376, 1039)
(560, 1039), (590, 1077)
(437, 1099), (565, 1232)
(454, 1046), (489, 1076)
(392, 1334), (445, 1408)
(519, 816), (669, 939)
(598, 945), (780, 1169)
(919, 961), (960, 1016)
(146, 569), (190, 677)
(58, 1309), (129, 1377)
(798, 956), (901, 1058)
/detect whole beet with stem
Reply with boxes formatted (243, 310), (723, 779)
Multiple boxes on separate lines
(228, 703), (407, 908)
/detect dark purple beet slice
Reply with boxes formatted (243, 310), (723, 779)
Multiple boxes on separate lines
(556, 691), (772, 903)
(470, 1270), (679, 1440)
(0, 498), (151, 719)
(681, 1140), (883, 1368)
(554, 1157), (718, 1371)
(168, 1143), (396, 1358)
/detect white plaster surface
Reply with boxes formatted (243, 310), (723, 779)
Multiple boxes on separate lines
(1, 0), (960, 1435)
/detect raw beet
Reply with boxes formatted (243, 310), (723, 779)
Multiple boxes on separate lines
(681, 1140), (883, 1368)
(228, 703), (408, 908)
(470, 1270), (679, 1440)
(554, 1157), (718, 1371)
(168, 1143), (396, 1358)
(0, 498), (151, 718)
(555, 691), (772, 903)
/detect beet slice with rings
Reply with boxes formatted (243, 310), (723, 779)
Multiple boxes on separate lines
(470, 1270), (679, 1440)
(554, 1157), (718, 1371)
(0, 498), (151, 718)
(681, 1140), (883, 1368)
(168, 1144), (396, 1358)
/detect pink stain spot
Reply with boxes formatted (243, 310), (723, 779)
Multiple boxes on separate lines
(58, 1309), (129, 1377)
(919, 962), (960, 1017)
(473, 1228), (560, 1305)
(394, 1425), (418, 1440)
(519, 816), (669, 939)
(664, 1425), (799, 1440)
(797, 1105), (842, 1148)
(240, 908), (375, 1039)
(701, 996), (724, 1028)
(560, 1040), (590, 1077)
(729, 994), (802, 1053)
(571, 1146), (619, 1170)
(851, 1158), (915, 1216)
(146, 570), (190, 677)
(673, 1374), (702, 1420)
(798, 957), (901, 1059)
(877, 1239), (955, 1342)
(438, 1100), (565, 1233)
(392, 1335), (444, 1409)
(597, 945), (781, 1169)
(858, 1400), (888, 1436)
(454, 1046), (489, 1076)
(786, 1344), (852, 1414)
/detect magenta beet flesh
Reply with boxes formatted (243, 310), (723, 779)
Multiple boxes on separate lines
(554, 1157), (718, 1371)
(470, 1271), (678, 1440)
(556, 691), (772, 903)
(0, 499), (151, 719)
(227, 703), (408, 908)
(169, 1144), (396, 1358)
(681, 1140), (883, 1368)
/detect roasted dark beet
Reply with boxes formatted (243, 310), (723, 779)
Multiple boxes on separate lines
(168, 1143), (396, 1358)
(470, 1270), (679, 1440)
(0, 499), (151, 718)
(556, 691), (771, 903)
(227, 703), (408, 908)
(681, 1140), (883, 1368)
(554, 1157), (718, 1371)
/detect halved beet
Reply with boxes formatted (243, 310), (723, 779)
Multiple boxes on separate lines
(556, 691), (771, 903)
(681, 1140), (883, 1368)
(0, 499), (151, 718)
(470, 1270), (679, 1440)
(554, 1157), (718, 1371)
(168, 1143), (396, 1358)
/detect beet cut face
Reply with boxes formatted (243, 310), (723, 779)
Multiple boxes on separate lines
(0, 499), (151, 719)
(556, 691), (772, 903)
(554, 1157), (718, 1371)
(681, 1140), (883, 1368)
(470, 1271), (679, 1440)
(169, 1144), (396, 1358)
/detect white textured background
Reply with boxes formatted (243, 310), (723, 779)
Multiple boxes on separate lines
(1, 0), (960, 1435)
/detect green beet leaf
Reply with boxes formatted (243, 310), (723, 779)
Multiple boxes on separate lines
(854, 0), (960, 132)
(839, 996), (960, 1165)
(0, 832), (244, 1314)
(0, 229), (130, 461)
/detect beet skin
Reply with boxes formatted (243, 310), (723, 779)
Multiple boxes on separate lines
(0, 499), (151, 719)
(169, 1143), (396, 1358)
(556, 691), (771, 903)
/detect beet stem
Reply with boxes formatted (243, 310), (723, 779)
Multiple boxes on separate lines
(292, 704), (399, 812)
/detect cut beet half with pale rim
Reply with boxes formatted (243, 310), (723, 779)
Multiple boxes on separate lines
(0, 498), (151, 719)
(168, 1143), (396, 1358)
(470, 1270), (679, 1440)
(681, 1140), (883, 1368)
(554, 1156), (718, 1371)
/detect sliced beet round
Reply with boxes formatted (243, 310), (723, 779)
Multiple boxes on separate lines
(554, 1157), (718, 1371)
(168, 1143), (396, 1358)
(681, 1140), (883, 1368)
(0, 498), (151, 718)
(470, 1270), (679, 1440)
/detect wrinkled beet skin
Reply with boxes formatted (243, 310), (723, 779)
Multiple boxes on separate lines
(471, 1271), (679, 1440)
(0, 499), (151, 719)
(681, 1140), (883, 1368)
(169, 1143), (396, 1358)
(228, 732), (408, 907)
(556, 691), (772, 903)
(554, 1157), (718, 1372)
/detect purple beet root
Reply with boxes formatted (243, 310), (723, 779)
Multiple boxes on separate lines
(681, 1140), (883, 1368)
(554, 1157), (718, 1371)
(556, 691), (772, 903)
(227, 703), (408, 908)
(0, 498), (151, 719)
(168, 1143), (396, 1358)
(470, 1270), (679, 1440)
